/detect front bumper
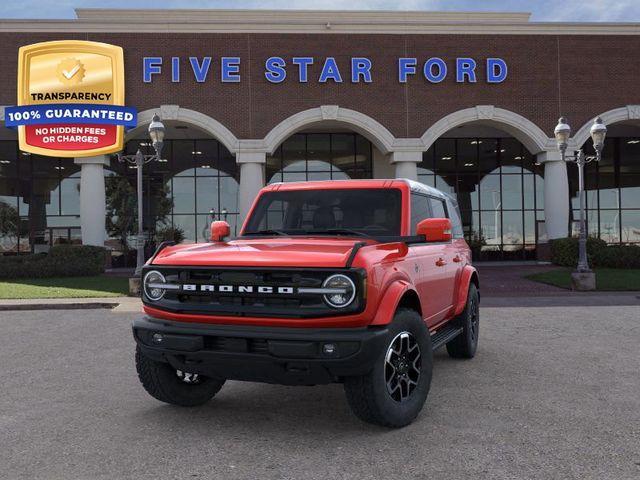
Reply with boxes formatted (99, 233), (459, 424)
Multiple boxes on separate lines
(133, 317), (390, 386)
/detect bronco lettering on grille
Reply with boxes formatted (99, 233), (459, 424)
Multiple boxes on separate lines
(181, 284), (295, 294)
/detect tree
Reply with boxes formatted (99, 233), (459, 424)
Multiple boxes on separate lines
(0, 201), (21, 251)
(105, 176), (173, 253)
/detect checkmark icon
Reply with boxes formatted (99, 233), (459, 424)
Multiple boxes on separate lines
(62, 64), (80, 79)
(56, 59), (84, 85)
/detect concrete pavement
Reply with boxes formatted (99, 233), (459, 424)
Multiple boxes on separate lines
(1, 306), (639, 479)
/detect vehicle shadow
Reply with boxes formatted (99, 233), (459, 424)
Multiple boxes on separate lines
(130, 351), (467, 437)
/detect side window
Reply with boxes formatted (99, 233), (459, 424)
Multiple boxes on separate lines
(410, 193), (431, 234)
(429, 197), (447, 219)
(446, 199), (464, 238)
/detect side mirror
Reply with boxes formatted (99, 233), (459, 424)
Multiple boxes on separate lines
(416, 218), (452, 243)
(210, 221), (230, 242)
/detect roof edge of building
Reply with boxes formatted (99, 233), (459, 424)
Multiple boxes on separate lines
(0, 9), (639, 34)
(73, 9), (533, 24)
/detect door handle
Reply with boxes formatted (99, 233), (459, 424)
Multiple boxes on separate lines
(453, 255), (462, 263)
(435, 258), (447, 267)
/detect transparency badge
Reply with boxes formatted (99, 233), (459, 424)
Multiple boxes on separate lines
(5, 40), (137, 157)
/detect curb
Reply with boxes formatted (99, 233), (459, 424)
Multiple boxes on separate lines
(481, 293), (640, 308)
(0, 302), (120, 311)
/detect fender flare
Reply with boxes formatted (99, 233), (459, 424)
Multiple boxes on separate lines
(453, 265), (479, 316)
(370, 280), (417, 326)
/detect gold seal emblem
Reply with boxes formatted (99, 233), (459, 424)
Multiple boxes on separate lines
(17, 40), (126, 157)
(56, 58), (85, 85)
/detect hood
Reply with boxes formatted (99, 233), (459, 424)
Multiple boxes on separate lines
(151, 237), (374, 268)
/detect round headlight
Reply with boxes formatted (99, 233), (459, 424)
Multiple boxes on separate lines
(322, 274), (356, 308)
(143, 270), (166, 301)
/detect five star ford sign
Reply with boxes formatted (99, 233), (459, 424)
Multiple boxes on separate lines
(5, 40), (137, 158)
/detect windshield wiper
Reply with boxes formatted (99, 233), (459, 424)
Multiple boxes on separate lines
(244, 229), (289, 236)
(303, 228), (371, 238)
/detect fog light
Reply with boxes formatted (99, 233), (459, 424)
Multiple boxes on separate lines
(152, 333), (164, 344)
(323, 343), (337, 355)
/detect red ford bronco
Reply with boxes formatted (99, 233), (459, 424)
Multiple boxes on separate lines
(133, 179), (479, 427)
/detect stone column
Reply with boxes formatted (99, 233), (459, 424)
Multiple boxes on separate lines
(390, 151), (422, 181)
(74, 155), (109, 246)
(237, 151), (266, 227)
(538, 151), (569, 240)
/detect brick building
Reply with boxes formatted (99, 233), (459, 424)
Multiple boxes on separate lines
(0, 9), (639, 262)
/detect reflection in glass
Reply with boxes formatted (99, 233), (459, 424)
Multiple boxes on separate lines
(172, 214), (196, 243)
(60, 176), (80, 216)
(501, 175), (523, 210)
(172, 177), (195, 214)
(435, 175), (455, 196)
(599, 210), (620, 243)
(479, 175), (501, 211)
(481, 210), (502, 245)
(523, 174), (535, 210)
(419, 136), (544, 259)
(571, 136), (640, 244)
(114, 138), (241, 252)
(219, 176), (239, 214)
(535, 174), (544, 210)
(502, 211), (523, 250)
(417, 173), (435, 188)
(620, 175), (640, 208)
(266, 133), (372, 184)
(196, 177), (217, 214)
(524, 210), (536, 244)
(621, 210), (640, 243)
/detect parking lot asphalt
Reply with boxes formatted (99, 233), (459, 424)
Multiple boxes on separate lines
(1, 305), (639, 480)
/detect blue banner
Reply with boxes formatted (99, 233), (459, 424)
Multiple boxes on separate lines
(5, 104), (137, 128)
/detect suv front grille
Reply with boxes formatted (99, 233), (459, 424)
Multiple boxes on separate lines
(142, 267), (365, 319)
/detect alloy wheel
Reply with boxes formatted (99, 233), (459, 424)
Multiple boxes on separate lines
(469, 297), (479, 343)
(176, 370), (201, 384)
(384, 331), (421, 402)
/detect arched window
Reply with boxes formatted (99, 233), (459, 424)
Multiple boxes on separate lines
(267, 133), (373, 184)
(569, 135), (640, 244)
(418, 137), (544, 260)
(112, 138), (240, 247)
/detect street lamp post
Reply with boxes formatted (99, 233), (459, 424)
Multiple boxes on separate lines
(553, 116), (607, 287)
(117, 113), (166, 276)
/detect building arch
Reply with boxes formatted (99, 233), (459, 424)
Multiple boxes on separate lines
(263, 105), (396, 155)
(420, 105), (552, 154)
(128, 106), (240, 154)
(572, 105), (640, 148)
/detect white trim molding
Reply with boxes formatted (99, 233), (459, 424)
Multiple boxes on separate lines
(263, 106), (397, 155)
(572, 105), (640, 148)
(2, 10), (640, 35)
(420, 106), (553, 154)
(127, 106), (240, 154)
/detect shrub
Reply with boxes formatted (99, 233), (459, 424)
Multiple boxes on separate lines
(594, 244), (640, 269)
(155, 226), (185, 244)
(550, 237), (640, 269)
(0, 245), (107, 279)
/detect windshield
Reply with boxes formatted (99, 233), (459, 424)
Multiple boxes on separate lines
(243, 188), (402, 237)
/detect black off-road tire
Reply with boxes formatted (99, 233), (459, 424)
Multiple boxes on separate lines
(343, 308), (433, 428)
(135, 346), (225, 406)
(446, 283), (480, 359)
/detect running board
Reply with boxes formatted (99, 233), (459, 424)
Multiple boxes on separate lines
(431, 325), (464, 350)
